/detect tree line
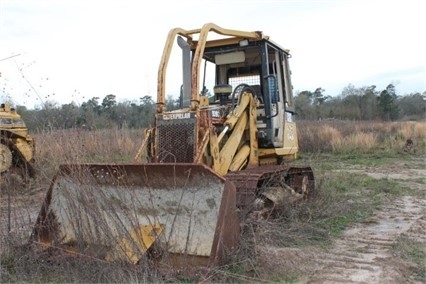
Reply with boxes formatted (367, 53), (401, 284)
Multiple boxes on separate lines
(16, 83), (425, 132)
(295, 84), (425, 121)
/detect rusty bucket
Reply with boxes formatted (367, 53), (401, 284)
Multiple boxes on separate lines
(31, 163), (240, 270)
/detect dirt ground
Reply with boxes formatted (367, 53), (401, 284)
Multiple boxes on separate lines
(257, 158), (426, 283)
(1, 157), (425, 283)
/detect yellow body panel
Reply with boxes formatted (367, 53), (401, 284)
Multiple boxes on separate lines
(0, 102), (35, 175)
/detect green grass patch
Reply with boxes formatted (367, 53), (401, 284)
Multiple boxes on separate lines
(327, 210), (369, 236)
(413, 177), (426, 185)
(251, 165), (413, 250)
(392, 235), (426, 279)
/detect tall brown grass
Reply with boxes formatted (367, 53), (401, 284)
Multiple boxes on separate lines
(298, 120), (426, 154)
(27, 120), (425, 185)
(33, 128), (143, 184)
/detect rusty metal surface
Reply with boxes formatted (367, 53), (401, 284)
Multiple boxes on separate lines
(226, 164), (315, 213)
(154, 109), (213, 164)
(31, 163), (240, 268)
(156, 114), (197, 163)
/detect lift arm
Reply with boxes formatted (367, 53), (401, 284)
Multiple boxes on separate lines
(210, 92), (259, 176)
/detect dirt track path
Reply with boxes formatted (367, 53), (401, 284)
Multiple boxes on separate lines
(307, 195), (425, 283)
(257, 161), (425, 284)
(306, 164), (426, 283)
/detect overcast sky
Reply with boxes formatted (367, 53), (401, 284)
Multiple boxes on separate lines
(1, 0), (425, 109)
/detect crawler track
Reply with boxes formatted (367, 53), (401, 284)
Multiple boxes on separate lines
(226, 164), (315, 213)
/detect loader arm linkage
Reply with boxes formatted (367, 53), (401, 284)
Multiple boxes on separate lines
(211, 91), (259, 175)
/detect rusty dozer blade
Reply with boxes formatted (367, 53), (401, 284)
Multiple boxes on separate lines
(31, 163), (240, 270)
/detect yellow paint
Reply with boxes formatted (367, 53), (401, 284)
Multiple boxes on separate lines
(106, 224), (164, 264)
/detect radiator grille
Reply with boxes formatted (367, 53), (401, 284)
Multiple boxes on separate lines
(157, 116), (196, 163)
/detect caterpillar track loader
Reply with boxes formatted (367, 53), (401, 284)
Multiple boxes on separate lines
(31, 23), (314, 273)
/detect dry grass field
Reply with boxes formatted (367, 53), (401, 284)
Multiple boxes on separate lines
(1, 120), (425, 283)
(297, 120), (425, 154)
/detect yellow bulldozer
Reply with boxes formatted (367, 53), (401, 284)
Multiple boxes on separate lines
(31, 23), (314, 273)
(0, 103), (35, 182)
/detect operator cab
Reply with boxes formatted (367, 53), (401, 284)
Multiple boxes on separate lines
(205, 39), (296, 148)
